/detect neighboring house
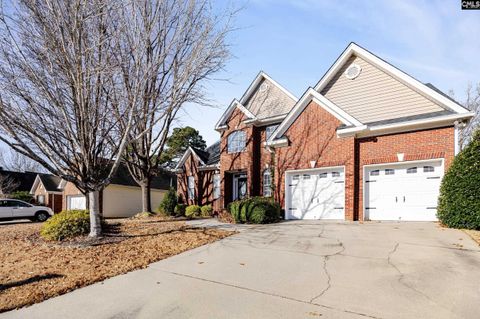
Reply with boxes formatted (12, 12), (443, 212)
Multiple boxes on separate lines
(177, 42), (474, 222)
(30, 165), (176, 217)
(0, 168), (38, 196)
(176, 142), (221, 211)
(30, 174), (63, 213)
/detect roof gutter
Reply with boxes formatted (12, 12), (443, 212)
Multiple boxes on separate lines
(337, 112), (475, 138)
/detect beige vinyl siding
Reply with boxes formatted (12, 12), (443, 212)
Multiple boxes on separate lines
(244, 78), (296, 120)
(321, 55), (444, 123)
(102, 184), (166, 218)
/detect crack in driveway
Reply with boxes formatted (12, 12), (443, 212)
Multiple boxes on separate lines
(161, 269), (382, 319)
(309, 239), (346, 303)
(386, 243), (455, 316)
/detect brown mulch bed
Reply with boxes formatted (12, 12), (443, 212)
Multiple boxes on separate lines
(464, 229), (480, 245)
(0, 217), (232, 313)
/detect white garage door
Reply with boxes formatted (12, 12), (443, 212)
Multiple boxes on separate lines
(67, 195), (87, 210)
(364, 160), (443, 221)
(286, 167), (345, 220)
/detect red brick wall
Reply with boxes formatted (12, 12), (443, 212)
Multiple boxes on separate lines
(275, 100), (356, 220)
(219, 108), (255, 206)
(176, 152), (221, 212)
(355, 126), (455, 220)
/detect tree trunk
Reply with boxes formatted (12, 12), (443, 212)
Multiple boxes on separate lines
(88, 190), (102, 237)
(141, 178), (152, 213)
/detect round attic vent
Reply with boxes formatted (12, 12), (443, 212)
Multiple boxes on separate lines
(345, 63), (361, 79)
(260, 82), (269, 92)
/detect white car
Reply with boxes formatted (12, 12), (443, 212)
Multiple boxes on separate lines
(0, 199), (53, 222)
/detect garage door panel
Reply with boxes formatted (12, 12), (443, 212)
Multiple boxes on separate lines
(365, 160), (443, 221)
(287, 168), (345, 220)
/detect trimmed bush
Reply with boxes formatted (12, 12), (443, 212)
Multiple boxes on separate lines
(228, 197), (281, 224)
(437, 130), (480, 229)
(158, 188), (177, 215)
(200, 205), (213, 217)
(185, 205), (201, 219)
(174, 204), (186, 217)
(40, 210), (90, 241)
(10, 191), (34, 203)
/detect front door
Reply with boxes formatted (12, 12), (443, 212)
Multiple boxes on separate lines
(233, 173), (247, 201)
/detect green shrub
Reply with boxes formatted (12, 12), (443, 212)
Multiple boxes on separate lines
(174, 204), (186, 217)
(10, 191), (33, 203)
(437, 130), (480, 229)
(40, 210), (91, 241)
(185, 205), (201, 219)
(158, 188), (177, 215)
(228, 197), (281, 224)
(201, 205), (213, 217)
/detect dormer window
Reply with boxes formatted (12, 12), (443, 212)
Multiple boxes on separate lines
(227, 130), (246, 153)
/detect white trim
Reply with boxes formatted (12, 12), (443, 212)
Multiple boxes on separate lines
(29, 175), (63, 195)
(314, 43), (470, 114)
(454, 122), (460, 155)
(214, 99), (256, 131)
(174, 147), (206, 170)
(268, 88), (363, 144)
(284, 165), (346, 220)
(337, 112), (474, 138)
(239, 71), (298, 105)
(362, 158), (444, 221)
(198, 164), (220, 171)
(215, 72), (297, 132)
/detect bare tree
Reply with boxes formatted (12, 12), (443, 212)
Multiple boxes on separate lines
(117, 0), (233, 212)
(0, 147), (45, 172)
(0, 0), (138, 237)
(459, 83), (480, 147)
(0, 174), (20, 196)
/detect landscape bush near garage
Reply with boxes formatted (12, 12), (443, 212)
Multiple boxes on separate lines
(228, 197), (282, 224)
(438, 130), (480, 230)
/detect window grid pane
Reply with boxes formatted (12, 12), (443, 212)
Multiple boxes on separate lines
(266, 125), (279, 141)
(213, 174), (221, 199)
(227, 131), (246, 153)
(188, 176), (195, 200)
(263, 170), (272, 197)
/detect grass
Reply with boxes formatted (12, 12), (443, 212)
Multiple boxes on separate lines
(0, 217), (232, 312)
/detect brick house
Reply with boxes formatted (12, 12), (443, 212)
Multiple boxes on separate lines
(176, 43), (474, 221)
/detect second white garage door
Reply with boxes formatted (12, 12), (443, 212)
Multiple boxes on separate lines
(286, 167), (345, 220)
(364, 159), (443, 221)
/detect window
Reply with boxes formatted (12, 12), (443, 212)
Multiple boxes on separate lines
(213, 174), (221, 199)
(7, 200), (31, 207)
(187, 176), (195, 200)
(292, 175), (300, 180)
(370, 170), (380, 176)
(37, 195), (45, 204)
(319, 172), (328, 178)
(407, 167), (417, 174)
(263, 170), (272, 197)
(302, 174), (311, 180)
(227, 130), (246, 153)
(265, 125), (279, 141)
(385, 169), (395, 175)
(332, 171), (340, 177)
(423, 166), (435, 173)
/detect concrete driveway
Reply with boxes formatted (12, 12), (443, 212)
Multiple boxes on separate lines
(3, 221), (480, 319)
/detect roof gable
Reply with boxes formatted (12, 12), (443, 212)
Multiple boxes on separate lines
(320, 54), (449, 124)
(267, 88), (363, 143)
(215, 71), (297, 130)
(314, 43), (470, 116)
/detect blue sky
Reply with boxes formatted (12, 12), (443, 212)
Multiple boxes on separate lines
(176, 0), (480, 145)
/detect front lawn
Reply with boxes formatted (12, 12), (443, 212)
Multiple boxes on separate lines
(0, 217), (232, 312)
